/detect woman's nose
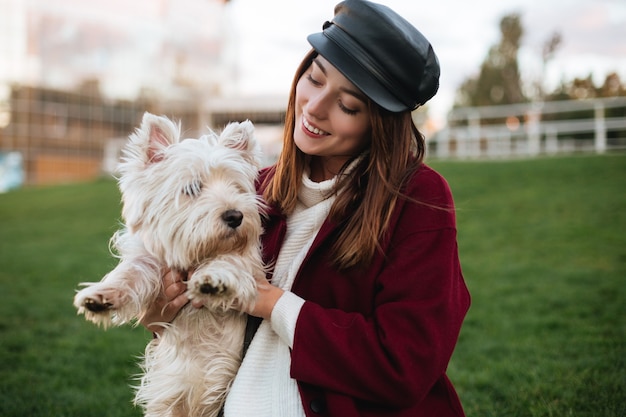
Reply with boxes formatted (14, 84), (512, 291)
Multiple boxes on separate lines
(306, 89), (329, 120)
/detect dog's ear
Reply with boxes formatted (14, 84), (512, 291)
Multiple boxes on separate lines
(139, 113), (180, 163)
(147, 125), (169, 163)
(219, 120), (255, 151)
(219, 120), (262, 167)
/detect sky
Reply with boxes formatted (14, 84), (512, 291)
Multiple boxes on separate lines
(7, 0), (626, 127)
(225, 0), (626, 125)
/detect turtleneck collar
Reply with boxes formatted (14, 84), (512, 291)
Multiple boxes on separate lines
(298, 154), (366, 208)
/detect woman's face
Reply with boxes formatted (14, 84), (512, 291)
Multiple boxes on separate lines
(294, 55), (371, 181)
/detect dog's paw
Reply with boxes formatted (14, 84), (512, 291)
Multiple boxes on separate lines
(75, 290), (117, 310)
(187, 277), (234, 300)
(187, 269), (238, 310)
(74, 286), (126, 324)
(81, 296), (114, 313)
(198, 280), (228, 296)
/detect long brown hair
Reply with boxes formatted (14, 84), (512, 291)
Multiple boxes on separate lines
(263, 50), (425, 270)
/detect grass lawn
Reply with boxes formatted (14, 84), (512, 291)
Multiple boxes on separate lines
(1, 154), (624, 416)
(431, 154), (626, 417)
(0, 179), (149, 417)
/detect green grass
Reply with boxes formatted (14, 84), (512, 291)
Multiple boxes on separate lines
(1, 155), (624, 416)
(0, 179), (150, 417)
(430, 154), (626, 417)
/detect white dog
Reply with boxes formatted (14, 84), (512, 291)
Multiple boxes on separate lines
(74, 112), (266, 417)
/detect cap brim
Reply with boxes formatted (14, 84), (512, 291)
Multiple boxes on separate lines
(307, 32), (408, 113)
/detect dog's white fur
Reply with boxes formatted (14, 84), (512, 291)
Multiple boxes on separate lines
(73, 112), (265, 417)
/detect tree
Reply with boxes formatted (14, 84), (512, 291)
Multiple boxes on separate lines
(547, 72), (626, 101)
(455, 13), (526, 108)
(532, 31), (562, 100)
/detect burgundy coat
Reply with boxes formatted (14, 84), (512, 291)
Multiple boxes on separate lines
(257, 163), (470, 417)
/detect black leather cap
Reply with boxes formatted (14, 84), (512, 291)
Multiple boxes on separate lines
(307, 0), (440, 112)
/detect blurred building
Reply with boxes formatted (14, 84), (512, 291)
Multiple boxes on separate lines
(0, 0), (237, 99)
(0, 0), (286, 186)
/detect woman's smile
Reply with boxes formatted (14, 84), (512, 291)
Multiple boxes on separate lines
(293, 56), (371, 181)
(302, 116), (330, 137)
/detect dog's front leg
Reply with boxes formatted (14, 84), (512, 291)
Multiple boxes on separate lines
(186, 255), (258, 312)
(74, 256), (163, 328)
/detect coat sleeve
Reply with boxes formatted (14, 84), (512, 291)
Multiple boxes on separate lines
(289, 169), (470, 408)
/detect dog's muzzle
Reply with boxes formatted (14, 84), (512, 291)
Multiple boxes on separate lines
(221, 210), (243, 229)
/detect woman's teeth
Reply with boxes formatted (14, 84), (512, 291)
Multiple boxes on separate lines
(303, 118), (329, 135)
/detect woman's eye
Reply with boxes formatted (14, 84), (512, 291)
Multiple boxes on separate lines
(339, 101), (358, 115)
(306, 73), (322, 86)
(182, 180), (203, 197)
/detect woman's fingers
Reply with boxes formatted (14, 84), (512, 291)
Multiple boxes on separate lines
(140, 269), (190, 334)
(164, 279), (186, 300)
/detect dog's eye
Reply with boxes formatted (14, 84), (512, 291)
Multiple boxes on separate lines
(182, 180), (203, 197)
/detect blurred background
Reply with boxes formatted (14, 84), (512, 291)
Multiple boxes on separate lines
(1, 2), (624, 416)
(0, 0), (625, 188)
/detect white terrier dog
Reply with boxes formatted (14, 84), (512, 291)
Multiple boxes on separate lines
(74, 112), (265, 417)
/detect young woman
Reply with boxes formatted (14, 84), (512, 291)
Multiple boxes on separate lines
(143, 1), (470, 416)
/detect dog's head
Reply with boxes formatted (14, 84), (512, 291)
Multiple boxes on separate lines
(116, 112), (263, 269)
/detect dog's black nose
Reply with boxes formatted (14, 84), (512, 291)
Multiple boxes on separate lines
(222, 209), (243, 228)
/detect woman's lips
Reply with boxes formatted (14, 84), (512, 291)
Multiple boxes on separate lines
(302, 116), (330, 137)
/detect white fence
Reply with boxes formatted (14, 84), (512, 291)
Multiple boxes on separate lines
(432, 97), (626, 159)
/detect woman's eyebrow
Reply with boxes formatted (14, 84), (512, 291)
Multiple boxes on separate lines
(313, 58), (367, 103)
(313, 57), (327, 75)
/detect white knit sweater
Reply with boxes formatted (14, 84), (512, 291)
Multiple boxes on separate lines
(224, 171), (339, 417)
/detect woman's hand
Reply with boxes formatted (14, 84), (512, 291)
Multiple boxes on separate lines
(140, 269), (189, 335)
(245, 280), (285, 321)
(140, 269), (285, 333)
